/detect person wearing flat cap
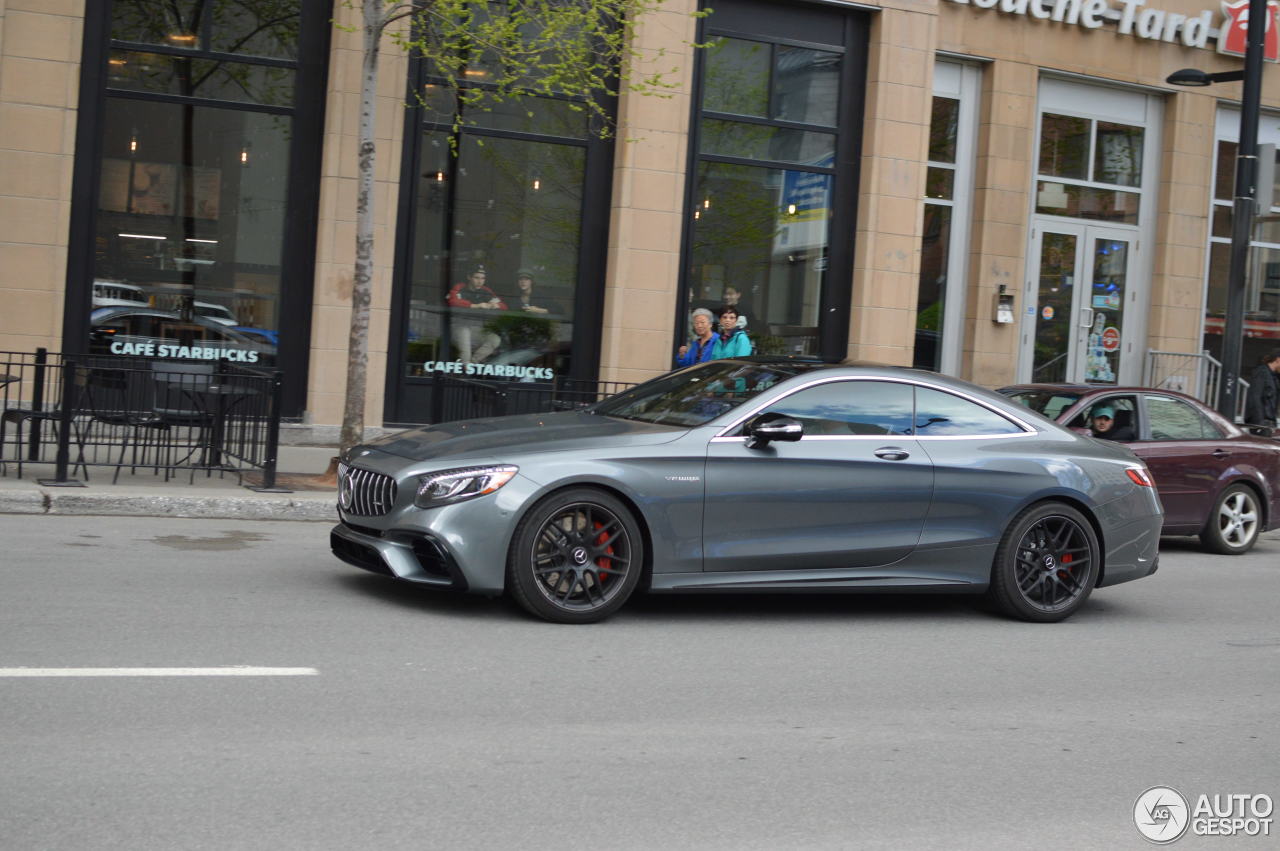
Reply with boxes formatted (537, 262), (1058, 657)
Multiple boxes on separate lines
(510, 269), (561, 317)
(1088, 404), (1134, 441)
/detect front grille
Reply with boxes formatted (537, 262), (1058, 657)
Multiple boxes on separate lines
(338, 463), (398, 516)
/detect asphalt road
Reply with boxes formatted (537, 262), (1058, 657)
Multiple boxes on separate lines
(2, 516), (1277, 850)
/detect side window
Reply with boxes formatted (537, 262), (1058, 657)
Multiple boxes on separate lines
(1147, 396), (1216, 440)
(913, 386), (1023, 436)
(760, 380), (914, 436)
(1067, 395), (1138, 435)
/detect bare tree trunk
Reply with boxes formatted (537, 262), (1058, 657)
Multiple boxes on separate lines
(340, 0), (383, 454)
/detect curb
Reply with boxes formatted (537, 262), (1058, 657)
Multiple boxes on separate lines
(0, 488), (336, 522)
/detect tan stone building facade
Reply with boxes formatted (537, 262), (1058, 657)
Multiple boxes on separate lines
(3, 0), (1279, 429)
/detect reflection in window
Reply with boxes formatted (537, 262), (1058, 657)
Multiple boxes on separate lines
(107, 50), (295, 106)
(111, 0), (300, 60)
(1039, 114), (1090, 180)
(688, 162), (830, 357)
(929, 97), (959, 163)
(703, 38), (770, 118)
(913, 386), (1021, 435)
(1094, 122), (1143, 187)
(699, 119), (835, 166)
(1040, 114), (1144, 186)
(764, 381), (914, 435)
(1035, 181), (1139, 224)
(1147, 397), (1213, 440)
(773, 46), (841, 127)
(91, 99), (289, 363)
(1204, 138), (1280, 368)
(916, 95), (959, 372)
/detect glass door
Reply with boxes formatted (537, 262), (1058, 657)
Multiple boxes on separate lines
(1024, 224), (1134, 384)
(1081, 232), (1131, 384)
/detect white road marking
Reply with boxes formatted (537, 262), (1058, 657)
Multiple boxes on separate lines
(0, 667), (318, 677)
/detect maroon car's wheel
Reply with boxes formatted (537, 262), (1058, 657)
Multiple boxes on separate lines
(988, 502), (1099, 623)
(506, 488), (643, 624)
(1200, 484), (1261, 555)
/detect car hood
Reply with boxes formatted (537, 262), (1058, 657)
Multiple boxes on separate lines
(364, 411), (686, 461)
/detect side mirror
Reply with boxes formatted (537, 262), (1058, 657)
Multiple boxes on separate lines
(1069, 426), (1092, 436)
(745, 413), (803, 449)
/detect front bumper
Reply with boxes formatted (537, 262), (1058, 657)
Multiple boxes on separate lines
(330, 457), (544, 595)
(331, 521), (469, 590)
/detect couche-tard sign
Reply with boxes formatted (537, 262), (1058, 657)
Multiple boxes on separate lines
(946, 0), (1280, 61)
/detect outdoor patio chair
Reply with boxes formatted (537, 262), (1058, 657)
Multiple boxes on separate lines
(80, 365), (172, 484)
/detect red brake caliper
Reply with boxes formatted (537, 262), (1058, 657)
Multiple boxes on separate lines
(594, 522), (612, 584)
(1059, 552), (1072, 580)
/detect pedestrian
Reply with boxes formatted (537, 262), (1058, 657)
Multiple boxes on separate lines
(710, 305), (754, 359)
(675, 308), (717, 368)
(1243, 349), (1280, 428)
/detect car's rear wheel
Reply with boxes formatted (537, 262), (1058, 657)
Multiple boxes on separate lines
(1199, 483), (1261, 555)
(987, 502), (1099, 623)
(507, 488), (643, 624)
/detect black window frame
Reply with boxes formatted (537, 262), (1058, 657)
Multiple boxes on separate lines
(384, 52), (618, 426)
(64, 0), (331, 418)
(678, 0), (869, 364)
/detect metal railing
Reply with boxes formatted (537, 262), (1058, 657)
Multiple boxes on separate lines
(1143, 349), (1249, 421)
(1, 349), (285, 489)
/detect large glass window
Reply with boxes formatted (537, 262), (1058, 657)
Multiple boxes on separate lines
(88, 1), (307, 366)
(916, 96), (958, 372)
(1203, 138), (1280, 370)
(686, 29), (847, 359)
(1036, 112), (1142, 224)
(915, 63), (978, 375)
(405, 130), (585, 377)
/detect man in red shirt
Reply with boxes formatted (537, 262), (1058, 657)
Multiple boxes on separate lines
(446, 267), (506, 363)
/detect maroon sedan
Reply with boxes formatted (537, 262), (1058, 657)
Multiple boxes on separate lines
(1000, 384), (1280, 555)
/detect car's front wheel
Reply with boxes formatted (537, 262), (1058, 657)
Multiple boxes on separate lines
(987, 502), (1100, 623)
(1199, 483), (1261, 555)
(507, 488), (644, 624)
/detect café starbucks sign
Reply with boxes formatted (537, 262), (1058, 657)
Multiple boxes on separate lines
(946, 0), (1280, 60)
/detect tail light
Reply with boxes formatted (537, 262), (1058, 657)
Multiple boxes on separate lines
(1126, 466), (1154, 487)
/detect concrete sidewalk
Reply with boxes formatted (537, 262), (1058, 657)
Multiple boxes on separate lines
(0, 444), (339, 522)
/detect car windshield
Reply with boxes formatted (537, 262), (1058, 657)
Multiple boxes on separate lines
(593, 361), (825, 427)
(1005, 390), (1082, 420)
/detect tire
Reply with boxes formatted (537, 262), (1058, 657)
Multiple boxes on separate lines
(1199, 483), (1262, 555)
(506, 488), (644, 624)
(987, 502), (1100, 623)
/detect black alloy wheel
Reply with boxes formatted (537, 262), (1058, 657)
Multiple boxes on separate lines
(507, 488), (643, 624)
(988, 502), (1099, 623)
(1199, 483), (1262, 555)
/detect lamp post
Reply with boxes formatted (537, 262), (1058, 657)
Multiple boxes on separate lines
(1167, 0), (1267, 421)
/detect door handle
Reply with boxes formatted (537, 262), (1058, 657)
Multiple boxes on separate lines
(1212, 448), (1230, 459)
(874, 447), (910, 461)
(1079, 307), (1095, 330)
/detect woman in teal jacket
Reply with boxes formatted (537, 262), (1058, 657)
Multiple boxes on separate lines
(710, 305), (754, 359)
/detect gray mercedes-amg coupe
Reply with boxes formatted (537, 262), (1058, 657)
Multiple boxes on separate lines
(331, 358), (1163, 623)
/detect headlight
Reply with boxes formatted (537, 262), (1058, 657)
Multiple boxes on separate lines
(415, 465), (518, 508)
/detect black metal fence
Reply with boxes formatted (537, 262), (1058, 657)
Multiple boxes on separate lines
(428, 374), (636, 422)
(1, 348), (284, 489)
